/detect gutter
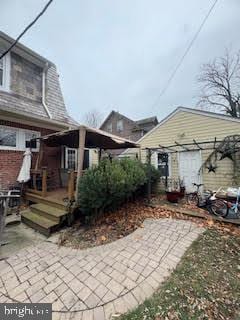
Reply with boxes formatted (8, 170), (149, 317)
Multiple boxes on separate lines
(42, 63), (53, 119)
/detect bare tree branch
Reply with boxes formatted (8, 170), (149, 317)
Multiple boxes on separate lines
(197, 49), (240, 118)
(82, 109), (103, 128)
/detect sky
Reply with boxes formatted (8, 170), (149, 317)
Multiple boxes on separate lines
(1, 0), (240, 124)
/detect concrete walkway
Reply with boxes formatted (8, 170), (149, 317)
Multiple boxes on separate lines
(0, 219), (204, 320)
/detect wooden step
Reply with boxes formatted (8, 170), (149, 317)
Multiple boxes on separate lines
(31, 203), (67, 223)
(21, 210), (59, 237)
(25, 192), (66, 210)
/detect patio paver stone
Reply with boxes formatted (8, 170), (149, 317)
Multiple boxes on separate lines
(0, 218), (204, 319)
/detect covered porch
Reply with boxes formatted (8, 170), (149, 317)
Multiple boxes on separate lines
(23, 125), (139, 235)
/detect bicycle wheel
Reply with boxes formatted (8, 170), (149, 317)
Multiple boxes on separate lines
(187, 193), (199, 206)
(209, 199), (228, 218)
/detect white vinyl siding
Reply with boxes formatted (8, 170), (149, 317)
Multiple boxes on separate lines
(137, 110), (240, 190)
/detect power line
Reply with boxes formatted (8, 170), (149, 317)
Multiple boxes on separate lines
(151, 0), (219, 111)
(0, 0), (54, 60)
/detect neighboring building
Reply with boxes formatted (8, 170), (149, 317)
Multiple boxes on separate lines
(0, 31), (80, 189)
(100, 110), (158, 156)
(123, 107), (240, 192)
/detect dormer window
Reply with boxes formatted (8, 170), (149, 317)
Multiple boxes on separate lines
(117, 119), (123, 132)
(0, 52), (10, 92)
(107, 123), (112, 132)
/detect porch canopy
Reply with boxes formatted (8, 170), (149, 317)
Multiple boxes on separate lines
(38, 125), (139, 201)
(40, 125), (139, 150)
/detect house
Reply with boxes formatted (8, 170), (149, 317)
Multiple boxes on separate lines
(0, 31), (87, 190)
(100, 110), (158, 156)
(123, 107), (240, 192)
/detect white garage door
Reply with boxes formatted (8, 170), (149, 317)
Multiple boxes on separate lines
(179, 151), (202, 192)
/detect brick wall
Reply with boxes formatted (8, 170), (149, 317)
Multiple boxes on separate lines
(0, 120), (61, 190)
(10, 52), (42, 102)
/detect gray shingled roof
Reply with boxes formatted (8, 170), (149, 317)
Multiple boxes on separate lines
(135, 116), (158, 125)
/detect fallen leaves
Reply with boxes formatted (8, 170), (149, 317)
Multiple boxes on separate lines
(59, 195), (240, 250)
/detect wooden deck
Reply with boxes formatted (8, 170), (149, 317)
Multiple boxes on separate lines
(25, 188), (70, 208)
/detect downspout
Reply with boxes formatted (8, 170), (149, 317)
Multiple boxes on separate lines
(42, 63), (52, 119)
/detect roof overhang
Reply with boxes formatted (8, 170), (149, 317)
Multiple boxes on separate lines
(40, 125), (140, 149)
(0, 31), (52, 68)
(0, 109), (76, 131)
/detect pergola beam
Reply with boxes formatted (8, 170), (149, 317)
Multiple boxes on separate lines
(159, 144), (177, 152)
(193, 139), (203, 150)
(175, 141), (190, 151)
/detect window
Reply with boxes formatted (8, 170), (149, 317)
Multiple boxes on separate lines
(0, 127), (17, 148)
(66, 148), (77, 170)
(25, 131), (39, 150)
(0, 53), (10, 91)
(157, 152), (169, 177)
(0, 125), (40, 151)
(117, 120), (123, 132)
(107, 123), (112, 132)
(64, 148), (90, 170)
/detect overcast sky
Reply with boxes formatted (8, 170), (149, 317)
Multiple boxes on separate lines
(1, 0), (240, 123)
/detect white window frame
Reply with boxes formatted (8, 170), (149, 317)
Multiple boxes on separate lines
(0, 52), (10, 92)
(64, 147), (91, 170)
(0, 125), (40, 152)
(153, 152), (171, 177)
(65, 147), (78, 171)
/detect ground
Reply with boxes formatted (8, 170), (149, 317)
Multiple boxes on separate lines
(0, 218), (45, 258)
(121, 229), (240, 320)
(58, 198), (240, 250)
(0, 219), (203, 320)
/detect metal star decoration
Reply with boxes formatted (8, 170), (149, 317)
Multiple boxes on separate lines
(219, 151), (235, 161)
(206, 163), (217, 173)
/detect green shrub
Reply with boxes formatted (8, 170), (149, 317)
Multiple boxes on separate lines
(120, 158), (147, 196)
(141, 163), (161, 183)
(77, 158), (147, 222)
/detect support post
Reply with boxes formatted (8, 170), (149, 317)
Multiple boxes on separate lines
(35, 140), (44, 170)
(138, 147), (141, 161)
(98, 148), (102, 162)
(68, 170), (75, 200)
(42, 167), (47, 197)
(146, 149), (152, 204)
(75, 126), (86, 202)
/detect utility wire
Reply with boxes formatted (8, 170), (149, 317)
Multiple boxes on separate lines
(151, 0), (219, 111)
(0, 0), (53, 60)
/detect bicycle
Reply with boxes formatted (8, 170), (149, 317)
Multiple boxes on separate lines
(186, 183), (228, 218)
(210, 187), (240, 218)
(186, 183), (204, 206)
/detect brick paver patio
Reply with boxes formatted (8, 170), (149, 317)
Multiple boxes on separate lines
(0, 218), (204, 319)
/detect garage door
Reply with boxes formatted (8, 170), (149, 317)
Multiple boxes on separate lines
(179, 151), (202, 192)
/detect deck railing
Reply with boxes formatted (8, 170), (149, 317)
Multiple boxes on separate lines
(67, 169), (86, 201)
(28, 168), (86, 201)
(67, 170), (76, 201)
